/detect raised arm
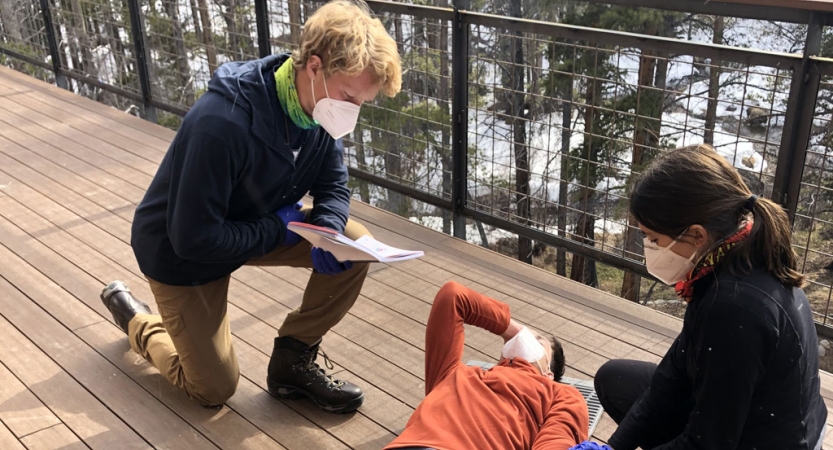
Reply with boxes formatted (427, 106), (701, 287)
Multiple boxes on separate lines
(423, 282), (511, 394)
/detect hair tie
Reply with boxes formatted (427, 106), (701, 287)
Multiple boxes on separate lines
(743, 194), (758, 211)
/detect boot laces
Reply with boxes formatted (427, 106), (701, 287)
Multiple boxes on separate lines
(302, 346), (344, 389)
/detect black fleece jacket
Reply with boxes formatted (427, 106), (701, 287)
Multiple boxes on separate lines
(610, 266), (826, 450)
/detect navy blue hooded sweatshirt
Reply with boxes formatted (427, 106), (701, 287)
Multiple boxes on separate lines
(131, 54), (350, 286)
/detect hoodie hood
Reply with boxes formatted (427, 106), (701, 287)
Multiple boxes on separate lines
(207, 54), (290, 149)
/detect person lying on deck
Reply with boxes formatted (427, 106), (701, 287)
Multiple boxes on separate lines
(384, 281), (589, 450)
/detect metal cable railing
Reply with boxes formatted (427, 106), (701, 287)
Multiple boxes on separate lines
(3, 0), (833, 331)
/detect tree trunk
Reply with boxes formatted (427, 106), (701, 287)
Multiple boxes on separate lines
(188, 0), (204, 51)
(381, 15), (408, 218)
(378, 124), (407, 216)
(506, 0), (531, 264)
(214, 0), (241, 59)
(570, 207), (598, 287)
(557, 80), (572, 277)
(239, 0), (255, 57)
(555, 0), (576, 277)
(570, 70), (600, 286)
(70, 0), (94, 74)
(288, 0), (302, 44)
(621, 52), (656, 302)
(51, 0), (72, 90)
(17, 0), (34, 43)
(704, 16), (724, 145)
(0, 0), (23, 41)
(439, 18), (453, 235)
(104, 0), (130, 108)
(162, 0), (195, 105)
(385, 148), (408, 216)
(67, 0), (105, 101)
(354, 121), (370, 203)
(197, 0), (218, 74)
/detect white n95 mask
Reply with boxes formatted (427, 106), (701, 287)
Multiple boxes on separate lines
(643, 236), (696, 285)
(311, 76), (360, 140)
(502, 327), (548, 375)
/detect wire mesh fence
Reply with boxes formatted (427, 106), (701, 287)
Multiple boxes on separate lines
(266, 0), (307, 50)
(465, 22), (793, 297)
(47, 0), (140, 108)
(141, 0), (261, 116)
(264, 1), (455, 219)
(795, 73), (833, 326)
(348, 13), (454, 211)
(3, 0), (833, 326)
(0, 0), (52, 82)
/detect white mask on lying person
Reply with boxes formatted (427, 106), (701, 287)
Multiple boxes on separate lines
(501, 327), (552, 379)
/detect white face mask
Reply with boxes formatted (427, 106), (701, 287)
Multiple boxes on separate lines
(643, 234), (697, 285)
(311, 75), (361, 140)
(501, 327), (551, 378)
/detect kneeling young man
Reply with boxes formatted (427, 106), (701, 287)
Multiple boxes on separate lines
(101, 0), (401, 413)
(386, 282), (589, 450)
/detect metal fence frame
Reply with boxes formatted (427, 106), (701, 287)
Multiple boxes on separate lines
(3, 0), (833, 330)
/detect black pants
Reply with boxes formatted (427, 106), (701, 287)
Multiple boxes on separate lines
(594, 359), (690, 449)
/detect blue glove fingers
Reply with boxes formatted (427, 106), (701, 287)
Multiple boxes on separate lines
(311, 248), (351, 275)
(276, 202), (306, 246)
(323, 251), (340, 274)
(312, 248), (331, 274)
(311, 248), (323, 272)
(569, 441), (612, 450)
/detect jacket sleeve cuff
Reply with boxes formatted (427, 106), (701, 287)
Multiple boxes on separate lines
(263, 214), (286, 252)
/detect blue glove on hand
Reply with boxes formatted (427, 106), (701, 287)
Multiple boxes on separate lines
(275, 201), (305, 246)
(569, 441), (612, 450)
(311, 247), (353, 275)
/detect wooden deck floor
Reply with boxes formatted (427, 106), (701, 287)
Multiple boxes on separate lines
(0, 64), (831, 449)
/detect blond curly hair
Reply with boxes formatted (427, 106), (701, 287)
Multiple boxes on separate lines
(292, 0), (402, 97)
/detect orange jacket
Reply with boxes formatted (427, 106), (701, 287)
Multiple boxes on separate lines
(385, 282), (589, 450)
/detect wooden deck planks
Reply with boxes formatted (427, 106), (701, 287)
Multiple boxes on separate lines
(1, 63), (831, 447)
(0, 362), (62, 439)
(18, 424), (89, 450)
(0, 421), (26, 450)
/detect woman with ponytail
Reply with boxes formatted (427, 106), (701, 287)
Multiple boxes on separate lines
(594, 145), (826, 449)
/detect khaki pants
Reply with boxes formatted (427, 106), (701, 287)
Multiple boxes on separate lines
(128, 213), (370, 406)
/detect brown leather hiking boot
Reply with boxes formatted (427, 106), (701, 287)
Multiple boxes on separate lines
(267, 336), (364, 413)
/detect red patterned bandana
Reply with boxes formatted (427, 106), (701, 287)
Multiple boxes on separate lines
(675, 221), (753, 303)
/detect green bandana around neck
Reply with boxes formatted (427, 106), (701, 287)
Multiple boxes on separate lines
(275, 57), (318, 130)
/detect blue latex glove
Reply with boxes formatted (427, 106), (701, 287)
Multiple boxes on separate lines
(569, 441), (612, 450)
(275, 201), (305, 246)
(311, 247), (353, 275)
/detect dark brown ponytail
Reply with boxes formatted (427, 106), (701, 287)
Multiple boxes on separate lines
(742, 195), (805, 287)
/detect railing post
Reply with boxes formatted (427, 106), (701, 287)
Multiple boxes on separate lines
(255, 0), (271, 58)
(126, 0), (157, 123)
(773, 12), (823, 222)
(38, 0), (68, 90)
(451, 0), (469, 240)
